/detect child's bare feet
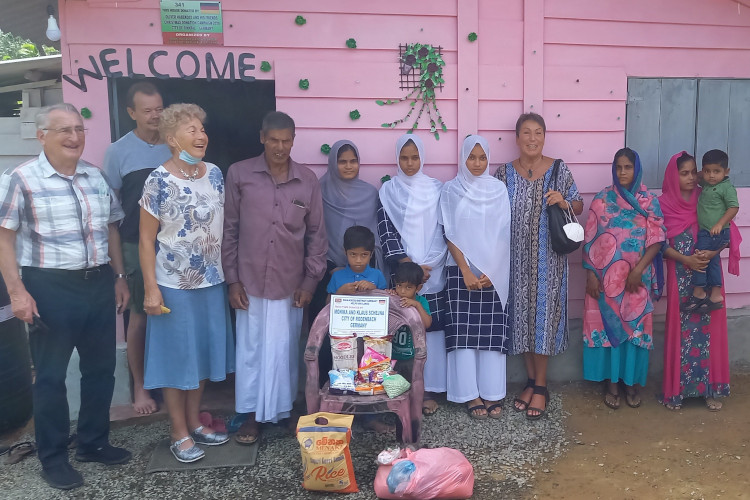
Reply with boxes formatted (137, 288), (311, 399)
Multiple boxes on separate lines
(133, 387), (158, 414)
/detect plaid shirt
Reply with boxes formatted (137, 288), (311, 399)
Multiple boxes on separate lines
(0, 153), (124, 270)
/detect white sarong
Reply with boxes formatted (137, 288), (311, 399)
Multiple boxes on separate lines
(235, 295), (303, 423)
(446, 348), (506, 403)
(424, 330), (447, 393)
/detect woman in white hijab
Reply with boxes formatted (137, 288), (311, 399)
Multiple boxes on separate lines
(440, 135), (511, 420)
(378, 134), (448, 415)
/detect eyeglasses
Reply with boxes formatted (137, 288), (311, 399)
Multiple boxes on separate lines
(42, 126), (88, 136)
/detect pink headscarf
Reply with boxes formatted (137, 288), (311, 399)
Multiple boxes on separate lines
(659, 151), (741, 276)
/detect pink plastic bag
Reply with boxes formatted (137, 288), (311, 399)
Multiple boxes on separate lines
(373, 447), (474, 499)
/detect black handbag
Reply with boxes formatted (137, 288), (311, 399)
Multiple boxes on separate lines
(546, 159), (582, 255)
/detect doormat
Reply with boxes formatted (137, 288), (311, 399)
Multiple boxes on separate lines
(146, 438), (258, 473)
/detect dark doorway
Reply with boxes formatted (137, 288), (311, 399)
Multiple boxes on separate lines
(108, 77), (275, 173)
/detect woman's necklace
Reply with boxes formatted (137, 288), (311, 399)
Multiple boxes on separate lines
(519, 158), (543, 178)
(174, 161), (199, 181)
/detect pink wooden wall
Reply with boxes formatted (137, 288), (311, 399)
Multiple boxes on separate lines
(59, 0), (750, 316)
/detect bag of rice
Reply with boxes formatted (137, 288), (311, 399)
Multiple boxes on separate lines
(296, 413), (358, 493)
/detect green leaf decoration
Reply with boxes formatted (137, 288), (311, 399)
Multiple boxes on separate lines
(349, 109), (361, 120)
(468, 32), (478, 42)
(299, 79), (310, 90)
(295, 15), (307, 25)
(377, 43), (448, 139)
(80, 107), (92, 119)
(260, 61), (272, 72)
(346, 38), (357, 49)
(380, 174), (391, 184)
(320, 143), (331, 154)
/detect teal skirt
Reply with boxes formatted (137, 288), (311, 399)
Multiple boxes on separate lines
(583, 342), (650, 386)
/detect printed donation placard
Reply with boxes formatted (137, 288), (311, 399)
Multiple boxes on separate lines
(329, 295), (389, 338)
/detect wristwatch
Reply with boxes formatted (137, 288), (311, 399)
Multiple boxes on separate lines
(115, 273), (127, 279)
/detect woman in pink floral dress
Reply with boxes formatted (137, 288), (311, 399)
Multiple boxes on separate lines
(582, 147), (666, 409)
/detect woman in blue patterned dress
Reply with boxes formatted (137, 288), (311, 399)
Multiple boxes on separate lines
(378, 134), (448, 415)
(139, 104), (235, 463)
(494, 113), (583, 420)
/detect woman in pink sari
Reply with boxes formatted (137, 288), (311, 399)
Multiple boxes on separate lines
(659, 151), (739, 411)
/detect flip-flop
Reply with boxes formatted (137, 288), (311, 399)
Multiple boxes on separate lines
(625, 391), (642, 408)
(234, 421), (260, 445)
(467, 403), (488, 420)
(4, 441), (36, 465)
(604, 390), (621, 410)
(485, 402), (503, 419)
(705, 398), (723, 412)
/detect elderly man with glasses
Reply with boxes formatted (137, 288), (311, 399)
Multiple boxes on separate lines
(0, 103), (131, 490)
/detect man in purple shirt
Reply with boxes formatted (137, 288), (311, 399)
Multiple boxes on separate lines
(222, 111), (327, 444)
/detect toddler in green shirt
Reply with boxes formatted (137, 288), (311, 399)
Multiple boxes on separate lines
(683, 149), (739, 313)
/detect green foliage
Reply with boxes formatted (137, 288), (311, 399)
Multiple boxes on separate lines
(0, 31), (58, 60)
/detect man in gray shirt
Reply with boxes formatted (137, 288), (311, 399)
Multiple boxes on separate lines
(103, 82), (171, 415)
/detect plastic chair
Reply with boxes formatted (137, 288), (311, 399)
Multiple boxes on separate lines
(304, 289), (426, 443)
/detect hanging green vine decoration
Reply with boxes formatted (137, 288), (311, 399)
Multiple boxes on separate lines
(260, 61), (272, 72)
(320, 144), (331, 154)
(346, 38), (357, 49)
(377, 43), (447, 140)
(80, 107), (92, 119)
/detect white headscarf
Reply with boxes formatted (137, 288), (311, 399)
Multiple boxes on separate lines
(378, 134), (447, 294)
(440, 135), (510, 305)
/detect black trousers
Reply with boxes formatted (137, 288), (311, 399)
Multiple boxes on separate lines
(23, 266), (116, 468)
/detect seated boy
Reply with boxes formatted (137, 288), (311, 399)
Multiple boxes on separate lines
(682, 149), (739, 313)
(327, 225), (387, 297)
(325, 226), (391, 433)
(390, 262), (433, 366)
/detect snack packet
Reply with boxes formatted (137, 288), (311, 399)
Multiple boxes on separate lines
(330, 335), (358, 371)
(359, 359), (392, 385)
(359, 346), (387, 368)
(328, 369), (356, 393)
(297, 413), (358, 493)
(364, 335), (392, 360)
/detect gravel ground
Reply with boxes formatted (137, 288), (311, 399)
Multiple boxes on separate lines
(0, 391), (568, 499)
